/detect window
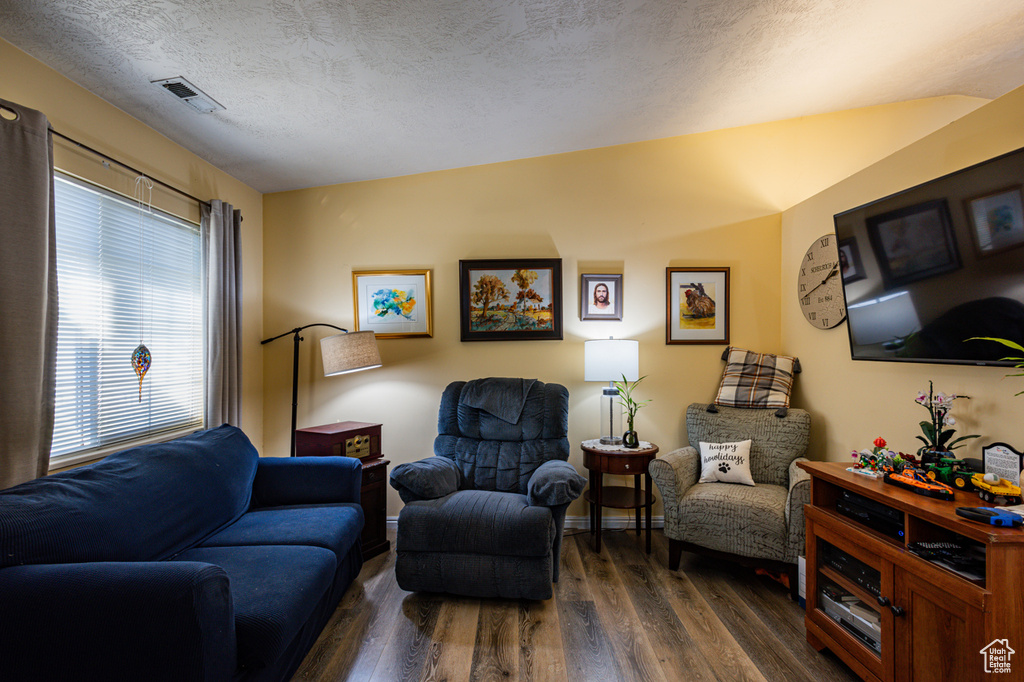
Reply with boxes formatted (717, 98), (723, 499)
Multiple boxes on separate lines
(51, 173), (203, 464)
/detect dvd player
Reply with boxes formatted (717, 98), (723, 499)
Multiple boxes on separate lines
(836, 489), (905, 540)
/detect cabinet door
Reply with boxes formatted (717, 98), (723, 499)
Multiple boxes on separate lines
(892, 566), (985, 682)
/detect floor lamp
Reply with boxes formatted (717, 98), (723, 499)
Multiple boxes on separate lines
(261, 324), (382, 456)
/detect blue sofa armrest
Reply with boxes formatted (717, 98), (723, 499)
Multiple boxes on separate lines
(389, 456), (462, 503)
(0, 561), (235, 682)
(253, 455), (362, 507)
(527, 460), (586, 507)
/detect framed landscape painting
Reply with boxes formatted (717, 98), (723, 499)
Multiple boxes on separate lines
(352, 269), (432, 338)
(459, 259), (563, 341)
(666, 267), (729, 345)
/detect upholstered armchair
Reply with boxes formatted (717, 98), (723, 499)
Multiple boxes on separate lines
(649, 403), (811, 594)
(389, 378), (586, 600)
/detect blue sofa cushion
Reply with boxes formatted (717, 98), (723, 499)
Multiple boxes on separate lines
(396, 490), (554, 557)
(0, 425), (258, 568)
(172, 544), (336, 671)
(199, 504), (364, 565)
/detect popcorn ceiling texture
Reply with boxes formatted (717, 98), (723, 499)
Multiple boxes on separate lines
(2, 0), (1023, 192)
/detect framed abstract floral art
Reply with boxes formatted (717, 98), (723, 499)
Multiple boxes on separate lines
(352, 269), (433, 338)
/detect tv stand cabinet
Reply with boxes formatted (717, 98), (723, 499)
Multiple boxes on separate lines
(799, 462), (1024, 682)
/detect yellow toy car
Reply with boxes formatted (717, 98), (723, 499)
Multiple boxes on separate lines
(971, 473), (1023, 505)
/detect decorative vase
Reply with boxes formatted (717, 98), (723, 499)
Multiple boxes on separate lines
(623, 417), (639, 449)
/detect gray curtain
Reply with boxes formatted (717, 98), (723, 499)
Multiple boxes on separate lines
(0, 99), (58, 489)
(202, 200), (243, 427)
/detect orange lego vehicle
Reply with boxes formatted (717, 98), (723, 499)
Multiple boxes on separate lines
(883, 467), (955, 501)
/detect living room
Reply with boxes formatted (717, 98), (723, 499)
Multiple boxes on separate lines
(3, 3), (1024, 681)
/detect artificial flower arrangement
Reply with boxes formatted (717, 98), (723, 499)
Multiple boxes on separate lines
(914, 380), (979, 459)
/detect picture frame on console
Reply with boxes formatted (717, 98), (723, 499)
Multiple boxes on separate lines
(459, 258), (563, 342)
(352, 269), (433, 338)
(580, 273), (623, 321)
(665, 267), (729, 345)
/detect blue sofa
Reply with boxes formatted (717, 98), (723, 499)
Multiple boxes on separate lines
(0, 425), (364, 682)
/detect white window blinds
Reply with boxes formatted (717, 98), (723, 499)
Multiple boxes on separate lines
(51, 173), (204, 461)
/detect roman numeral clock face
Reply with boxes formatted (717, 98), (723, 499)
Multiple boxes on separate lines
(798, 234), (847, 329)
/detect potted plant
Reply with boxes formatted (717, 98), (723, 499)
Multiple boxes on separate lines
(914, 380), (979, 462)
(613, 374), (650, 449)
(968, 337), (1024, 395)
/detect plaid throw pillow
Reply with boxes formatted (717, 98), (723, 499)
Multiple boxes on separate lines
(713, 347), (799, 414)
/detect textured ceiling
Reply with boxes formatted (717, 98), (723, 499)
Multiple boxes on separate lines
(3, 1), (1024, 193)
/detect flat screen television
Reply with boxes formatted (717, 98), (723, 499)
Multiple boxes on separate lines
(834, 146), (1024, 366)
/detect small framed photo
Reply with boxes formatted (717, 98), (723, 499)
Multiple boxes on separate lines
(838, 237), (866, 284)
(982, 442), (1024, 487)
(459, 258), (562, 342)
(865, 199), (961, 289)
(352, 269), (432, 338)
(580, 274), (623, 321)
(666, 267), (729, 345)
(965, 186), (1024, 258)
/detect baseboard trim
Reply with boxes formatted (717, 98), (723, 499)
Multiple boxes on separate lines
(385, 515), (664, 530)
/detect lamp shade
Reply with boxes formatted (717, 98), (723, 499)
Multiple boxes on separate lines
(321, 331), (382, 376)
(584, 339), (639, 382)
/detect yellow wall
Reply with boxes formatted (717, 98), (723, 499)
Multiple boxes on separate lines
(783, 83), (1024, 463)
(1, 39), (266, 450)
(263, 96), (982, 518)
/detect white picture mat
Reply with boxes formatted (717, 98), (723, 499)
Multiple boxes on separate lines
(355, 273), (429, 335)
(668, 270), (727, 341)
(587, 279), (617, 315)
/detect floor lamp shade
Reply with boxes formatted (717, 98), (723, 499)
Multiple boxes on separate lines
(321, 331), (382, 376)
(584, 339), (639, 445)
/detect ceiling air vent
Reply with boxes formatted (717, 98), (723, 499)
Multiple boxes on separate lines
(151, 77), (224, 113)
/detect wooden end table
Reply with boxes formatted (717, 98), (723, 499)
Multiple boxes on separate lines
(294, 422), (390, 559)
(581, 439), (659, 553)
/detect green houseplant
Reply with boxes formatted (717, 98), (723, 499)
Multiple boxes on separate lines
(968, 337), (1024, 395)
(613, 374), (650, 449)
(914, 380), (979, 461)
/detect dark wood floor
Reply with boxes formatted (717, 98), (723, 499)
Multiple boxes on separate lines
(293, 527), (859, 682)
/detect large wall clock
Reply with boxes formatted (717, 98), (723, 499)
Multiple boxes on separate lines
(798, 234), (846, 329)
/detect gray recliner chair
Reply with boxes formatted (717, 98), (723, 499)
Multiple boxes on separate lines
(389, 378), (585, 600)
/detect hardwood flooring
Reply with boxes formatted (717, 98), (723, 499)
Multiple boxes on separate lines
(293, 528), (858, 682)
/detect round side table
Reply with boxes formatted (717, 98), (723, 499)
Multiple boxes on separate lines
(581, 439), (659, 554)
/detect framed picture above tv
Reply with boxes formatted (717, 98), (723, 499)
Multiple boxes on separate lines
(865, 199), (961, 289)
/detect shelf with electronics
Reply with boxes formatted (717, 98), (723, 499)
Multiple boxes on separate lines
(801, 376), (1024, 681)
(801, 459), (1024, 682)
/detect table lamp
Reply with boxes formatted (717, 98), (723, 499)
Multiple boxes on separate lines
(262, 324), (382, 456)
(584, 338), (639, 445)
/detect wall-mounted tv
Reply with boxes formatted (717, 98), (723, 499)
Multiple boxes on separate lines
(834, 146), (1024, 366)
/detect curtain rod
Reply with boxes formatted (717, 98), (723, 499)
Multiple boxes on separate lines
(51, 129), (210, 209)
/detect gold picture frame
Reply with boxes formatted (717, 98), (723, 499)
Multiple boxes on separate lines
(352, 269), (433, 338)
